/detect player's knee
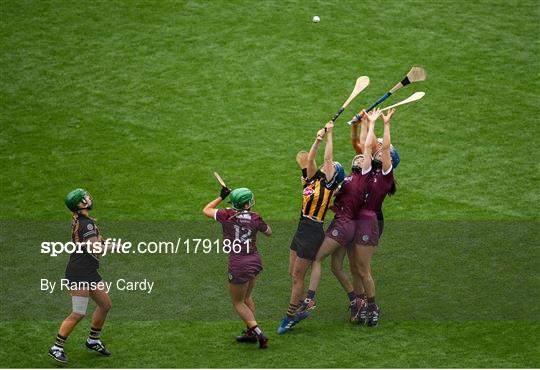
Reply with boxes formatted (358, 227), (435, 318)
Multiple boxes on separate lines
(67, 312), (85, 323)
(292, 268), (305, 284)
(100, 300), (112, 312)
(330, 262), (343, 275)
(357, 266), (371, 280)
(351, 269), (363, 281)
(233, 300), (245, 308)
(72, 296), (89, 316)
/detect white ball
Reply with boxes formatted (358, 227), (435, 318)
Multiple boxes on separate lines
(312, 16), (320, 23)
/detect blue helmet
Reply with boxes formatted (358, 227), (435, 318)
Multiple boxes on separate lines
(332, 162), (345, 183)
(390, 146), (400, 169)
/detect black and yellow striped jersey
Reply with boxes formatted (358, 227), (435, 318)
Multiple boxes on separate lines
(301, 170), (340, 222)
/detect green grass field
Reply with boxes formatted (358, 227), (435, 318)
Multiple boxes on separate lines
(1, 0), (539, 368)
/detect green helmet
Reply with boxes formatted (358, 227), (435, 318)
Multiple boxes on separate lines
(230, 188), (254, 210)
(64, 188), (90, 212)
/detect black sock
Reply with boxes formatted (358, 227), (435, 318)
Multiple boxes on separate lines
(286, 303), (300, 319)
(301, 168), (307, 178)
(54, 334), (67, 349)
(347, 291), (356, 302)
(88, 327), (101, 341)
(306, 290), (316, 300)
(367, 296), (377, 309)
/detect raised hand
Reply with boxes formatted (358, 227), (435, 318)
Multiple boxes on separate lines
(324, 121), (334, 133)
(360, 110), (369, 125)
(316, 128), (326, 141)
(220, 186), (231, 200)
(382, 108), (395, 125)
(366, 108), (382, 123)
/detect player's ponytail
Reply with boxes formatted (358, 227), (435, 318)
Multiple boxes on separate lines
(388, 178), (397, 196)
(70, 212), (80, 242)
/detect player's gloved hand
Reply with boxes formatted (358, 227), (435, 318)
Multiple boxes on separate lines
(220, 186), (231, 200)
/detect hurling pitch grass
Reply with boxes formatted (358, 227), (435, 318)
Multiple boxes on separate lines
(1, 0), (539, 368)
(1, 221), (539, 368)
(1, 320), (538, 368)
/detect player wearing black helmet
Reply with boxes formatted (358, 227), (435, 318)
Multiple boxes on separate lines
(278, 121), (346, 335)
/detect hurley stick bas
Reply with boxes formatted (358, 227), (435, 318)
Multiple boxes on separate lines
(347, 67), (426, 124)
(213, 172), (227, 188)
(330, 76), (370, 123)
(380, 91), (425, 112)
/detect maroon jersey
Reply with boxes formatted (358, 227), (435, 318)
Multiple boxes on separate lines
(215, 208), (269, 254)
(364, 167), (394, 213)
(331, 170), (371, 219)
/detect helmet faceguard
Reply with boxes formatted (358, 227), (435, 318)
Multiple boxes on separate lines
(351, 154), (364, 173)
(373, 144), (400, 169)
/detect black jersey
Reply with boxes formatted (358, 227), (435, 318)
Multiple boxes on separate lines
(66, 214), (100, 277)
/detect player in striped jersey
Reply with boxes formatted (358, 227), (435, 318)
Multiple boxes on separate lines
(278, 121), (345, 335)
(297, 110), (381, 323)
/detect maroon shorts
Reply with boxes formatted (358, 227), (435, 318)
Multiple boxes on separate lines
(228, 251), (262, 284)
(355, 209), (380, 246)
(326, 216), (356, 247)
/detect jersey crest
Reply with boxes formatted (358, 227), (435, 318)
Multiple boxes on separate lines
(303, 187), (315, 197)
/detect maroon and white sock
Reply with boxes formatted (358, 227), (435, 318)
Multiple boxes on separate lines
(248, 325), (264, 339)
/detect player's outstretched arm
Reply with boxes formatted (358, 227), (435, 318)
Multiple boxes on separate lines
(322, 121), (336, 181)
(381, 108), (395, 173)
(351, 116), (361, 154)
(363, 109), (381, 172)
(360, 113), (370, 153)
(307, 127), (326, 179)
(351, 110), (367, 154)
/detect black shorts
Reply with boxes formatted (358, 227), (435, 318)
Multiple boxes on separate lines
(65, 266), (101, 284)
(290, 216), (325, 261)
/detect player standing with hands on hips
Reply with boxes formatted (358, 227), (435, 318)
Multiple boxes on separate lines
(203, 185), (272, 349)
(49, 189), (118, 364)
